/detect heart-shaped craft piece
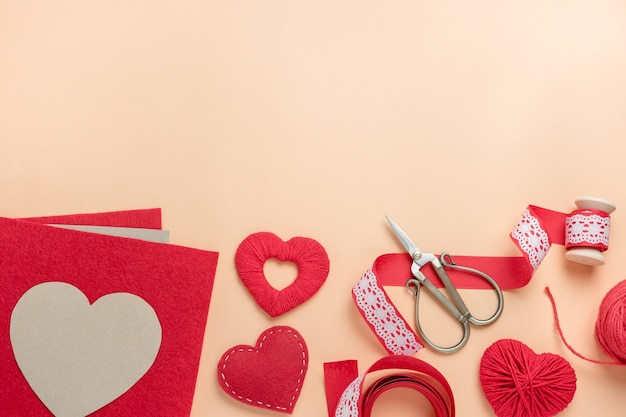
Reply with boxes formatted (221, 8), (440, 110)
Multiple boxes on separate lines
(235, 232), (330, 317)
(217, 326), (308, 414)
(10, 282), (162, 417)
(479, 339), (577, 417)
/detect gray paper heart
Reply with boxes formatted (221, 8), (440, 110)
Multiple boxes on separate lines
(10, 282), (162, 417)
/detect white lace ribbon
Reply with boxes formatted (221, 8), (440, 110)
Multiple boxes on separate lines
(352, 268), (422, 356)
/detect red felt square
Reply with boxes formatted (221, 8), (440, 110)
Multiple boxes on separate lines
(0, 210), (218, 417)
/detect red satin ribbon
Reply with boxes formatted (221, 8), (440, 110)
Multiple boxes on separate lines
(374, 206), (570, 289)
(324, 355), (454, 417)
(353, 205), (612, 356)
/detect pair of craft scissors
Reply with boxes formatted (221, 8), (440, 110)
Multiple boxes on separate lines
(386, 216), (504, 354)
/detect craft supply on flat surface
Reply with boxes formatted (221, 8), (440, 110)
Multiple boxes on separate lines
(546, 282), (626, 366)
(11, 282), (162, 417)
(563, 197), (615, 265)
(51, 224), (171, 243)
(381, 216), (504, 354)
(235, 232), (330, 317)
(353, 198), (614, 355)
(0, 210), (219, 417)
(479, 339), (577, 417)
(372, 196), (615, 288)
(324, 355), (455, 417)
(217, 325), (308, 414)
(20, 208), (163, 229)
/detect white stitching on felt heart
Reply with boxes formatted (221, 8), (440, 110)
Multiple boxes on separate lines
(218, 327), (308, 412)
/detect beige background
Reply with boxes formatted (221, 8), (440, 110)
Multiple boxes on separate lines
(2, 1), (626, 416)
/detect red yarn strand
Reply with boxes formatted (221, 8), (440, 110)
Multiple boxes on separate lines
(544, 286), (626, 366)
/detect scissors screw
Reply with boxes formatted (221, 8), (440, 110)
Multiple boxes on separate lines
(412, 249), (422, 261)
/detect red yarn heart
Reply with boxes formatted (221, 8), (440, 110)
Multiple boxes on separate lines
(235, 232), (330, 317)
(479, 339), (577, 417)
(217, 326), (308, 414)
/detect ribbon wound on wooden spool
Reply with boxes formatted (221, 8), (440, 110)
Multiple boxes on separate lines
(562, 197), (615, 266)
(564, 209), (610, 251)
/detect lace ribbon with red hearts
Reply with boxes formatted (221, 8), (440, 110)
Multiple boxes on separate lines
(352, 205), (611, 355)
(324, 355), (455, 417)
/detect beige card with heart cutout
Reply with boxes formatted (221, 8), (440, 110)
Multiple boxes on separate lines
(10, 281), (162, 417)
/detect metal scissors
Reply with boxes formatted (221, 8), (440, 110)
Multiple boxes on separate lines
(386, 216), (504, 354)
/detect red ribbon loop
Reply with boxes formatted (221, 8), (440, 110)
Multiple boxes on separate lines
(324, 356), (454, 417)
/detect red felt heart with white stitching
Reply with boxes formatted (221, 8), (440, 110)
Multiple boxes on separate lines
(217, 326), (308, 414)
(235, 232), (330, 317)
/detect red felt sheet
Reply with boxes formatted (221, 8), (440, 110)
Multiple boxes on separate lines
(0, 209), (218, 417)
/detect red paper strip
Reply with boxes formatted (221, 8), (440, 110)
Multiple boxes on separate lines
(0, 211), (218, 417)
(323, 360), (359, 417)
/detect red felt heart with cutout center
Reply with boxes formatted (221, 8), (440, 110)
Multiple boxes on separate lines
(235, 232), (330, 317)
(217, 326), (308, 414)
(479, 339), (577, 417)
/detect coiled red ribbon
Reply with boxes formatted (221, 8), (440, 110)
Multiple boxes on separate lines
(352, 204), (613, 355)
(324, 355), (454, 417)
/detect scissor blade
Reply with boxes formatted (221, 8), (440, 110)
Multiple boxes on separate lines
(385, 216), (419, 256)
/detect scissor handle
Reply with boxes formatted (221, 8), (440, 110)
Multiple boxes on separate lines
(439, 253), (504, 326)
(406, 278), (471, 354)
